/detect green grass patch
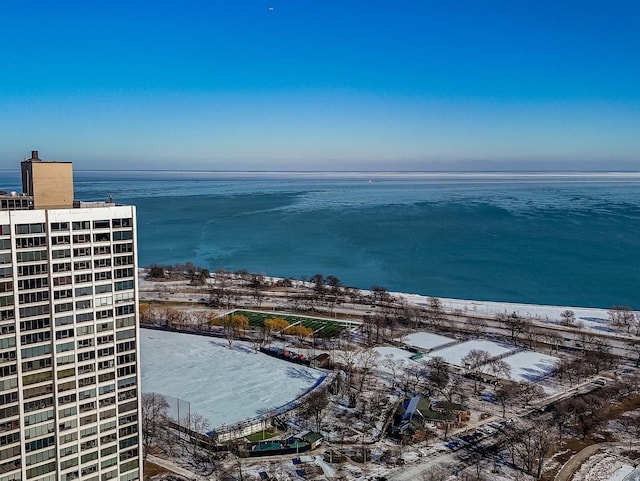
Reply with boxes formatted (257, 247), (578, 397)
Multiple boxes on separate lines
(246, 427), (280, 442)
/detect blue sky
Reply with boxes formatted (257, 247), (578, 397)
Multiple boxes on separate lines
(1, 0), (639, 171)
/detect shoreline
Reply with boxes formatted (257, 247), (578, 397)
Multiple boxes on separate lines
(397, 292), (615, 324)
(139, 270), (637, 328)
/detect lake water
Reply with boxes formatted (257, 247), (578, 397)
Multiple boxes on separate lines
(2, 170), (638, 308)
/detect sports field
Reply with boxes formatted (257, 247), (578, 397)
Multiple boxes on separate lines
(231, 310), (349, 337)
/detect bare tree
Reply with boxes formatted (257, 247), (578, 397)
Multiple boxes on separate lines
(559, 309), (576, 326)
(356, 347), (381, 394)
(467, 316), (488, 337)
(494, 382), (519, 418)
(301, 387), (329, 432)
(608, 305), (635, 332)
(141, 392), (170, 462)
(462, 349), (493, 393)
(427, 297), (445, 330)
(182, 412), (211, 465)
(421, 464), (451, 481)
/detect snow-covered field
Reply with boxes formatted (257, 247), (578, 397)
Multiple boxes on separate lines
(426, 339), (514, 366)
(499, 351), (559, 382)
(374, 346), (414, 362)
(140, 328), (324, 428)
(571, 453), (636, 481)
(401, 331), (455, 351)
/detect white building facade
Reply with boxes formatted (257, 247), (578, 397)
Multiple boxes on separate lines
(0, 155), (142, 481)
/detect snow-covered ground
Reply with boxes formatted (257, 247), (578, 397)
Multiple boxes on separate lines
(140, 328), (324, 428)
(397, 292), (622, 333)
(426, 339), (514, 367)
(374, 346), (414, 362)
(401, 331), (455, 351)
(499, 351), (559, 382)
(571, 453), (636, 481)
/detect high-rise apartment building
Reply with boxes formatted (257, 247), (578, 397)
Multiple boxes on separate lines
(0, 152), (141, 481)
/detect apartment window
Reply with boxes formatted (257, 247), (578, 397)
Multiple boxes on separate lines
(54, 302), (73, 313)
(74, 260), (92, 270)
(93, 233), (110, 242)
(22, 357), (52, 373)
(75, 273), (93, 284)
(75, 299), (92, 310)
(115, 280), (134, 291)
(112, 218), (132, 228)
(113, 231), (133, 241)
(51, 222), (69, 231)
(18, 277), (49, 290)
(57, 355), (74, 366)
(93, 245), (111, 255)
(55, 328), (74, 340)
(77, 351), (96, 362)
(78, 364), (95, 375)
(95, 271), (111, 281)
(114, 268), (133, 279)
(93, 220), (110, 229)
(53, 275), (72, 286)
(114, 243), (133, 253)
(72, 221), (90, 230)
(58, 393), (77, 405)
(0, 295), (13, 308)
(73, 246), (91, 257)
(52, 235), (70, 245)
(59, 431), (78, 445)
(51, 248), (71, 259)
(54, 289), (73, 300)
(94, 284), (112, 294)
(114, 255), (134, 266)
(117, 377), (136, 390)
(23, 396), (54, 413)
(23, 371), (53, 386)
(15, 223), (44, 234)
(75, 286), (93, 297)
(73, 233), (91, 243)
(15, 236), (47, 248)
(17, 263), (48, 276)
(76, 312), (94, 323)
(16, 250), (48, 263)
(58, 380), (76, 392)
(95, 296), (112, 307)
(21, 344), (52, 358)
(53, 262), (71, 273)
(99, 396), (116, 408)
(76, 325), (94, 336)
(96, 309), (113, 320)
(0, 253), (11, 266)
(77, 338), (94, 349)
(19, 291), (49, 304)
(56, 342), (74, 353)
(20, 304), (50, 318)
(55, 315), (74, 326)
(97, 334), (114, 345)
(115, 304), (135, 316)
(98, 372), (115, 383)
(94, 258), (111, 268)
(24, 409), (54, 426)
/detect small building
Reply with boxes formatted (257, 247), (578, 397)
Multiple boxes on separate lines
(311, 353), (332, 368)
(295, 431), (324, 449)
(396, 395), (471, 436)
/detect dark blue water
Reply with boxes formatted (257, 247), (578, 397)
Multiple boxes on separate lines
(2, 170), (638, 308)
